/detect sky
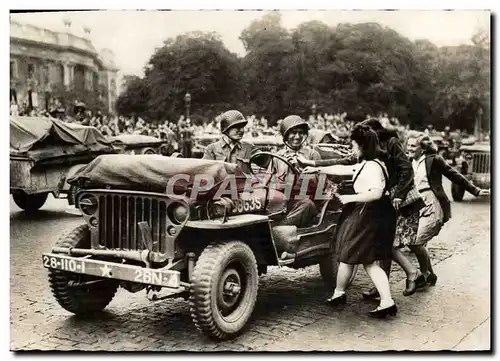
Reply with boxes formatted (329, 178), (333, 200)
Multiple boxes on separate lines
(10, 10), (490, 79)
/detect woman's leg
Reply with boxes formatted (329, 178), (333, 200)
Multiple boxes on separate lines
(363, 262), (394, 308)
(409, 245), (430, 276)
(330, 262), (355, 299)
(392, 248), (418, 278)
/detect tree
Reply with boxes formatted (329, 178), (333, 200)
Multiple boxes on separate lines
(143, 31), (242, 121)
(428, 28), (490, 132)
(240, 12), (297, 123)
(115, 75), (149, 117)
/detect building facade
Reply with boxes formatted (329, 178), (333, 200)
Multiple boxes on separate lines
(10, 19), (119, 114)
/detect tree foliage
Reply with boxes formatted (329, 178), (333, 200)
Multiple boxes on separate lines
(115, 13), (490, 132)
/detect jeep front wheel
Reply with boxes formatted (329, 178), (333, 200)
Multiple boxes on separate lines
(189, 241), (258, 340)
(48, 224), (119, 315)
(12, 192), (48, 213)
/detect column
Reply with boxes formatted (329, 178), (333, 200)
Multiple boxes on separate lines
(63, 62), (71, 87)
(63, 62), (75, 88)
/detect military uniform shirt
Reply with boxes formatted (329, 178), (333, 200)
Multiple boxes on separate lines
(203, 135), (257, 164)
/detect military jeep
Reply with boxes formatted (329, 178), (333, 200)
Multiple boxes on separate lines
(42, 152), (345, 340)
(452, 142), (491, 201)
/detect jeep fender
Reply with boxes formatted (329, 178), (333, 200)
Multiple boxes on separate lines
(184, 214), (280, 266)
(60, 164), (88, 192)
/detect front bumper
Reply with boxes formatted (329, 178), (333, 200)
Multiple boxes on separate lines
(471, 173), (491, 189)
(42, 253), (181, 289)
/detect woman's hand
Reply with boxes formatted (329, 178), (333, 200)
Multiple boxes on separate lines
(337, 194), (355, 205)
(478, 189), (490, 197)
(392, 198), (403, 210)
(303, 166), (319, 174)
(296, 154), (314, 167)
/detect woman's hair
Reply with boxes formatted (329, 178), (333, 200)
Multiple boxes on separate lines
(406, 131), (438, 154)
(360, 118), (399, 143)
(350, 124), (388, 161)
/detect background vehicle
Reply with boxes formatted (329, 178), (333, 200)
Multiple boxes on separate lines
(308, 129), (352, 160)
(10, 116), (117, 213)
(108, 134), (173, 156)
(452, 142), (490, 201)
(42, 153), (346, 340)
(246, 135), (283, 153)
(191, 133), (220, 158)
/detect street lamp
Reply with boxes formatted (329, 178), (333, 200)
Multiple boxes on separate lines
(184, 92), (191, 120)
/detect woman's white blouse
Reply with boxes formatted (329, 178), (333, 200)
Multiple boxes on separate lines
(352, 160), (387, 194)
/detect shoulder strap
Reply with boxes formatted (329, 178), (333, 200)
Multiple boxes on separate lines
(352, 161), (368, 184)
(371, 159), (390, 192)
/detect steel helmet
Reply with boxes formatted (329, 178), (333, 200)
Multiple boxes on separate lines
(220, 110), (248, 134)
(280, 115), (309, 139)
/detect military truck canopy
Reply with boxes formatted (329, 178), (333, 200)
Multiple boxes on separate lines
(108, 134), (165, 147)
(67, 154), (244, 193)
(10, 116), (115, 161)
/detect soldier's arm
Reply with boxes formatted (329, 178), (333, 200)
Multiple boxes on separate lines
(202, 145), (215, 160)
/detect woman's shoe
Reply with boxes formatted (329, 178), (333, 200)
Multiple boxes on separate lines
(362, 287), (380, 300)
(426, 273), (438, 286)
(415, 274), (427, 288)
(325, 293), (347, 307)
(368, 304), (398, 318)
(402, 279), (417, 296)
(403, 271), (425, 296)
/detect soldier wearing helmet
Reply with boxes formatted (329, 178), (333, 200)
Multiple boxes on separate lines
(278, 115), (321, 166)
(203, 110), (257, 164)
(273, 115), (322, 228)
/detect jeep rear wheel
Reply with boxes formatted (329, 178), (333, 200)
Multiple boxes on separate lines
(12, 192), (48, 213)
(451, 183), (465, 202)
(189, 241), (258, 340)
(48, 224), (119, 315)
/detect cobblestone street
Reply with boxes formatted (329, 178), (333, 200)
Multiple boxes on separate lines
(10, 180), (490, 351)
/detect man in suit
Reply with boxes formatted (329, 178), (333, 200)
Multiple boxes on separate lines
(405, 134), (489, 285)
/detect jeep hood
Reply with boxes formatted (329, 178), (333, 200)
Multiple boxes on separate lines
(67, 154), (245, 193)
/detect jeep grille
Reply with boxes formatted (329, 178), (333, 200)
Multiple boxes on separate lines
(472, 153), (490, 174)
(98, 194), (167, 252)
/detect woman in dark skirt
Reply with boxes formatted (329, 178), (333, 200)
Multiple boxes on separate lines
(304, 125), (397, 318)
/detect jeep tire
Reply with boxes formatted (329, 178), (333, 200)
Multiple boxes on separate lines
(12, 192), (48, 213)
(189, 241), (258, 340)
(451, 183), (465, 202)
(48, 224), (119, 315)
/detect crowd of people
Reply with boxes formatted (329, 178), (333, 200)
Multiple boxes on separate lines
(10, 103), (426, 151)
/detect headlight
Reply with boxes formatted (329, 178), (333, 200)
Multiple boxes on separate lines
(79, 194), (98, 216)
(168, 203), (188, 224)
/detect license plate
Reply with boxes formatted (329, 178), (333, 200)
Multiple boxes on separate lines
(232, 197), (264, 215)
(42, 253), (181, 288)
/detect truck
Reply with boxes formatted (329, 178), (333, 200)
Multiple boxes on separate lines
(10, 116), (118, 213)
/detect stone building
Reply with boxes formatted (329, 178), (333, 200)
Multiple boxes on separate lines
(10, 19), (119, 114)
